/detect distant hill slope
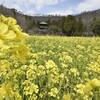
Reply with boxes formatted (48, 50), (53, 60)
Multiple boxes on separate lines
(0, 4), (100, 34)
(0, 5), (30, 32)
(75, 9), (100, 31)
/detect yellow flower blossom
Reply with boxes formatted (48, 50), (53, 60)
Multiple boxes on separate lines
(0, 39), (4, 47)
(90, 78), (100, 88)
(63, 93), (71, 100)
(48, 87), (58, 97)
(15, 43), (30, 63)
(7, 17), (17, 25)
(69, 68), (79, 77)
(75, 84), (85, 95)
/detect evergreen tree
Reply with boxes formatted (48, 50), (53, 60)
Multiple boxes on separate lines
(91, 18), (100, 36)
(47, 20), (51, 26)
(49, 25), (59, 33)
(63, 15), (76, 36)
(75, 17), (83, 36)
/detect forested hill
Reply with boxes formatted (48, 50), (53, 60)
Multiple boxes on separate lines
(0, 4), (100, 36)
(75, 9), (100, 30)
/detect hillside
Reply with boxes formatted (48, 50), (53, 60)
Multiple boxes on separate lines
(76, 9), (100, 31)
(0, 4), (100, 35)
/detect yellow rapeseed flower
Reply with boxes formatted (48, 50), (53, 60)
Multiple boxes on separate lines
(48, 87), (58, 97)
(15, 44), (30, 63)
(63, 93), (71, 100)
(90, 78), (100, 88)
(0, 22), (8, 35)
(7, 17), (17, 25)
(0, 39), (3, 47)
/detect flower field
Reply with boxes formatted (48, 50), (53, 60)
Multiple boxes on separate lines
(0, 15), (100, 100)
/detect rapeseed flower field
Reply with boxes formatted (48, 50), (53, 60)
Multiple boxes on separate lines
(0, 15), (100, 100)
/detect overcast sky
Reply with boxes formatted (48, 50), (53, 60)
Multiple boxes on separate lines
(0, 0), (100, 16)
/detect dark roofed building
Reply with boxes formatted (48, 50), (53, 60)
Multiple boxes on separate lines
(39, 21), (48, 34)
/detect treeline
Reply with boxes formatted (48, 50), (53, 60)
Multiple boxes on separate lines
(91, 18), (100, 36)
(31, 15), (100, 36)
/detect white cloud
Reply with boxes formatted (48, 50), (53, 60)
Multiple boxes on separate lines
(25, 10), (36, 16)
(48, 9), (73, 16)
(0, 0), (67, 15)
(2, 0), (65, 10)
(32, 0), (63, 10)
(76, 0), (100, 12)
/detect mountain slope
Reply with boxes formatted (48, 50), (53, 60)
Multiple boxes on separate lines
(75, 9), (100, 31)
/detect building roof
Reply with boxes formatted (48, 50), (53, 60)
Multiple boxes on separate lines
(40, 21), (48, 25)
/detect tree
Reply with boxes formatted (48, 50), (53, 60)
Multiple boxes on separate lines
(47, 20), (51, 26)
(91, 18), (100, 36)
(32, 19), (36, 26)
(35, 20), (40, 27)
(58, 18), (65, 31)
(63, 15), (76, 36)
(49, 25), (60, 34)
(74, 17), (83, 36)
